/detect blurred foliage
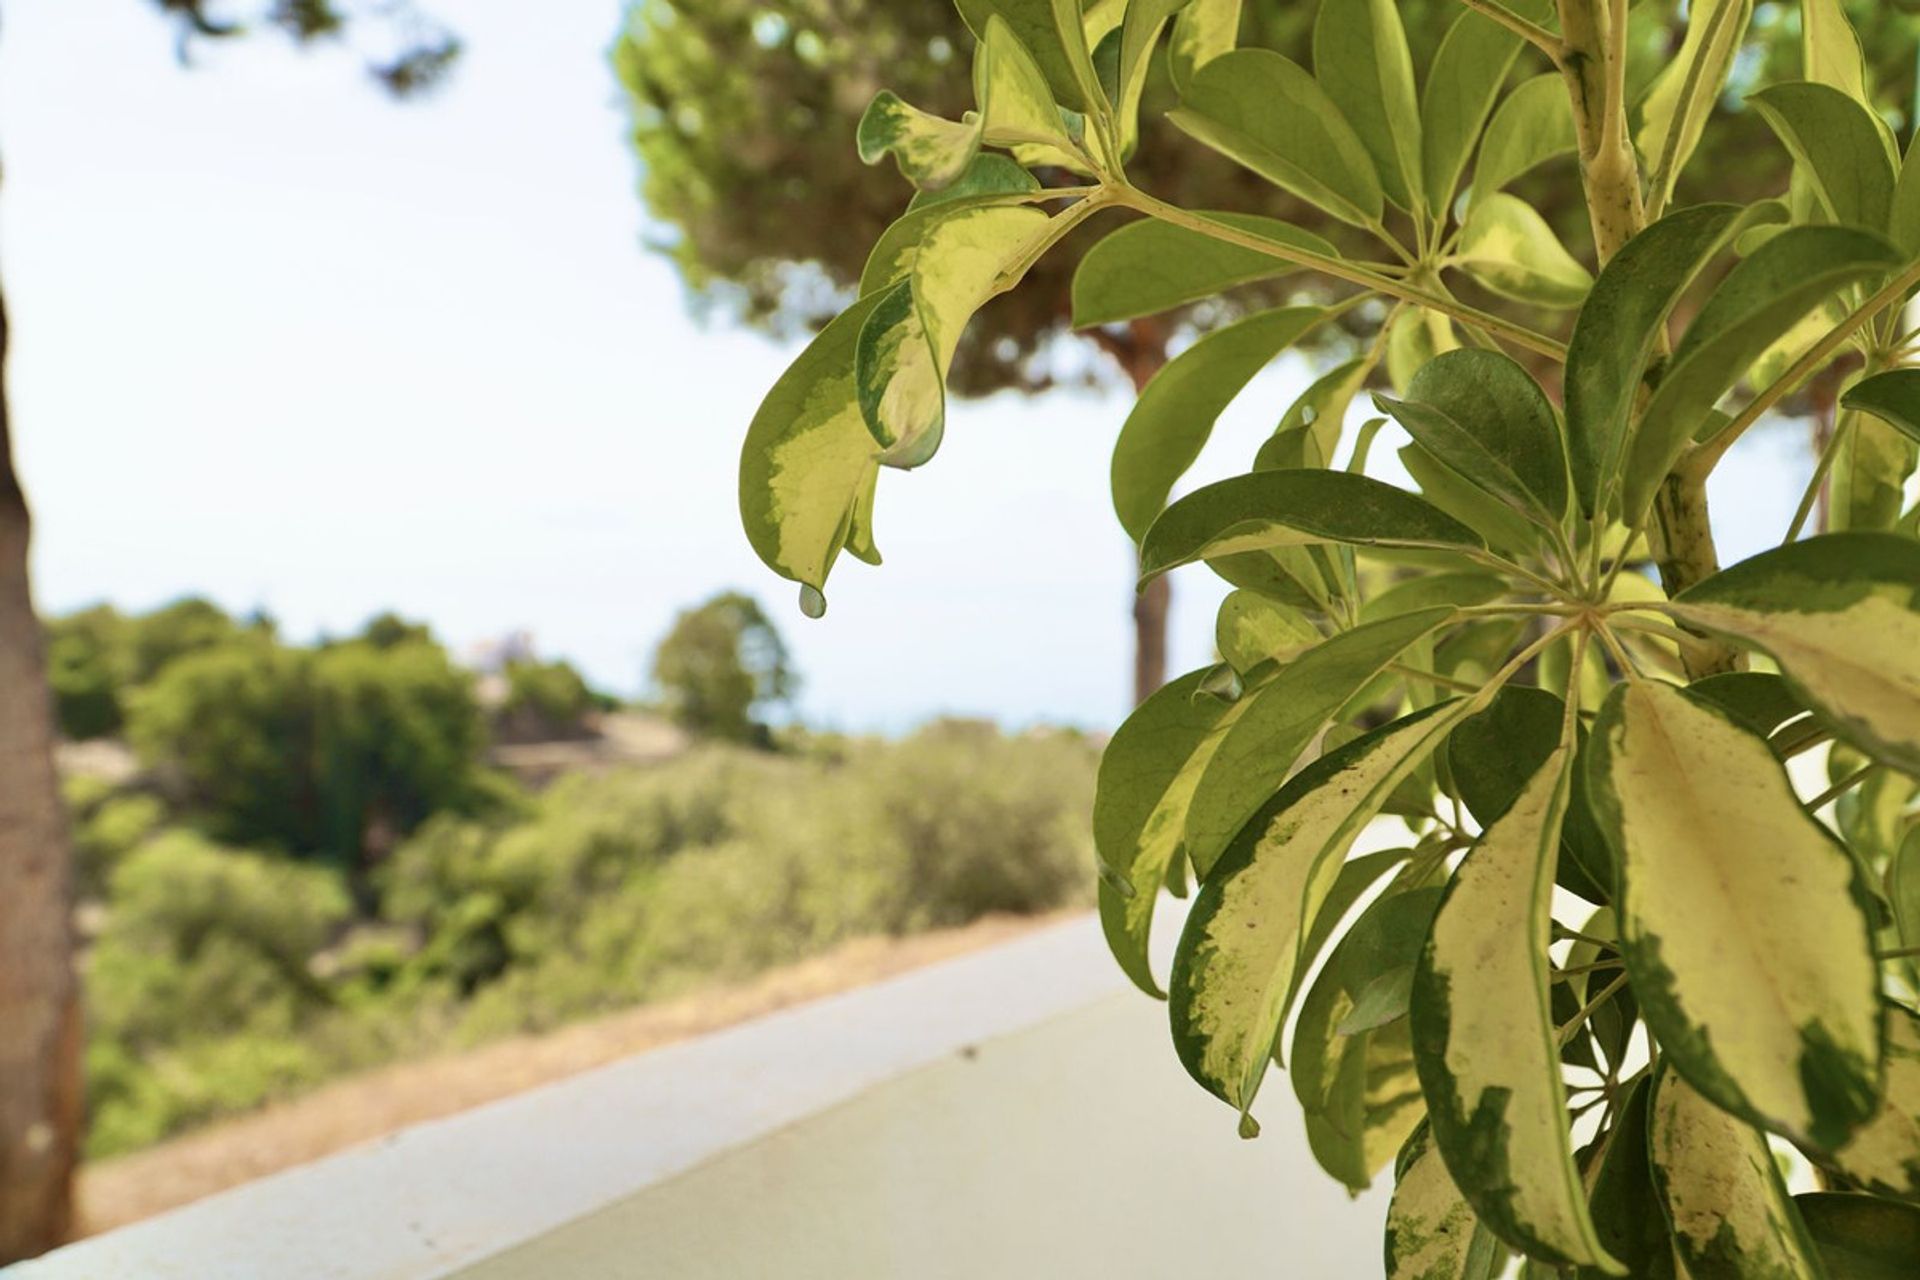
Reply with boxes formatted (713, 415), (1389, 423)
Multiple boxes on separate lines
(148, 0), (461, 97)
(495, 658), (611, 742)
(126, 632), (486, 860)
(79, 724), (1096, 1157)
(651, 590), (795, 744)
(616, 0), (1915, 394)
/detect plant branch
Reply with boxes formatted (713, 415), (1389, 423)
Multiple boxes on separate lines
(1110, 186), (1568, 360)
(1806, 764), (1879, 813)
(1693, 258), (1920, 471)
(1558, 971), (1630, 1047)
(1783, 410), (1856, 544)
(1458, 0), (1564, 57)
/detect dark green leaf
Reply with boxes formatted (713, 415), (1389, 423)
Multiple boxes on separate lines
(1313, 0), (1423, 213)
(1843, 370), (1920, 447)
(1383, 347), (1570, 526)
(1797, 1193), (1920, 1279)
(1749, 82), (1896, 232)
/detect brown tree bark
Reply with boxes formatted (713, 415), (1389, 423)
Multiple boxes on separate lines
(0, 268), (82, 1262)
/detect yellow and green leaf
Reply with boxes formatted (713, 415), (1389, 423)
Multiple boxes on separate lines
(1648, 1065), (1827, 1279)
(1171, 699), (1466, 1120)
(1669, 533), (1920, 776)
(1410, 747), (1620, 1270)
(1827, 1003), (1920, 1201)
(1587, 681), (1882, 1151)
(1386, 1124), (1509, 1280)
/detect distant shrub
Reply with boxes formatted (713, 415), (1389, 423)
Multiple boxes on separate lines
(46, 606), (127, 739)
(87, 832), (352, 1049)
(126, 635), (485, 859)
(496, 658), (601, 741)
(70, 790), (167, 898)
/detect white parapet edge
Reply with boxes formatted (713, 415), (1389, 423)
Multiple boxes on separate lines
(9, 915), (1127, 1280)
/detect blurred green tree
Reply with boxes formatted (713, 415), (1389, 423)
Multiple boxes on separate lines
(126, 633), (484, 862)
(651, 591), (795, 744)
(0, 7), (455, 1255)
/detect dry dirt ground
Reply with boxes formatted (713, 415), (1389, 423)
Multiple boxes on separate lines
(76, 911), (1069, 1238)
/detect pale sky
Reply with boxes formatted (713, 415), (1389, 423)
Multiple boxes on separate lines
(0, 0), (1812, 731)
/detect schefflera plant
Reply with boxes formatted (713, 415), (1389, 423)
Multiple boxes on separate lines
(740, 0), (1920, 1273)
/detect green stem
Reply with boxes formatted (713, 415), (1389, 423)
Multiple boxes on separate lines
(1783, 410), (1855, 544)
(1693, 257), (1920, 471)
(1458, 0), (1564, 57)
(1558, 971), (1630, 1047)
(1110, 185), (1568, 360)
(1806, 764), (1878, 813)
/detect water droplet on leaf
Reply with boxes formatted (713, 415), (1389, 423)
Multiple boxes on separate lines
(798, 584), (828, 619)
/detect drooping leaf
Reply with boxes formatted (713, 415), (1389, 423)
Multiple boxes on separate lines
(1578, 1077), (1676, 1280)
(1169, 49), (1385, 228)
(856, 202), (1058, 466)
(1668, 533), (1920, 776)
(1638, 0), (1752, 200)
(1412, 747), (1620, 1270)
(1796, 1192), (1920, 1278)
(1587, 681), (1881, 1152)
(1842, 370), (1920, 448)
(1111, 307), (1330, 541)
(1648, 1065), (1827, 1280)
(1420, 6), (1528, 210)
(1381, 347), (1570, 526)
(1139, 471), (1484, 582)
(1749, 82), (1896, 232)
(1181, 608), (1460, 881)
(1564, 203), (1753, 517)
(1472, 74), (1575, 208)
(1826, 1002), (1920, 1200)
(1168, 0), (1241, 94)
(1313, 0), (1424, 213)
(1171, 700), (1466, 1119)
(1292, 882), (1440, 1191)
(1453, 193), (1593, 310)
(1215, 591), (1322, 674)
(1386, 1125), (1508, 1280)
(1071, 212), (1338, 327)
(1095, 667), (1252, 996)
(1624, 224), (1901, 524)
(740, 292), (888, 600)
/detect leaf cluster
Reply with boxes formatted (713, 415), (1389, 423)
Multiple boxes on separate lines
(737, 0), (1920, 1270)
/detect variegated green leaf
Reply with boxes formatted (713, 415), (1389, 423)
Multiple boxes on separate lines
(1638, 0), (1751, 205)
(1139, 471), (1483, 582)
(1453, 193), (1593, 310)
(1182, 609), (1458, 883)
(1262, 356), (1368, 469)
(955, 0), (1103, 114)
(1168, 0), (1241, 94)
(1399, 442), (1540, 557)
(1171, 700), (1466, 1119)
(1168, 49), (1384, 229)
(1842, 371), (1920, 448)
(1112, 0), (1186, 152)
(1624, 225), (1902, 525)
(1801, 0), (1869, 104)
(1749, 82), (1896, 232)
(1648, 1065), (1827, 1279)
(1377, 347), (1571, 530)
(1669, 533), (1920, 776)
(1386, 1124), (1509, 1280)
(856, 202), (1057, 466)
(1070, 212), (1338, 328)
(1313, 0), (1424, 213)
(1112, 306), (1330, 541)
(1564, 203), (1749, 516)
(740, 291), (889, 602)
(1588, 681), (1881, 1151)
(1797, 1192), (1920, 1278)
(1412, 746), (1620, 1270)
(1580, 1077), (1677, 1280)
(1095, 667), (1253, 996)
(1827, 1002), (1920, 1201)
(1420, 4), (1533, 210)
(1292, 881), (1440, 1190)
(1472, 74), (1574, 208)
(1215, 591), (1321, 674)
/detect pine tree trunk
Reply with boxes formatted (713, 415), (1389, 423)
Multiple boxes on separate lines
(1122, 319), (1169, 707)
(0, 268), (82, 1263)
